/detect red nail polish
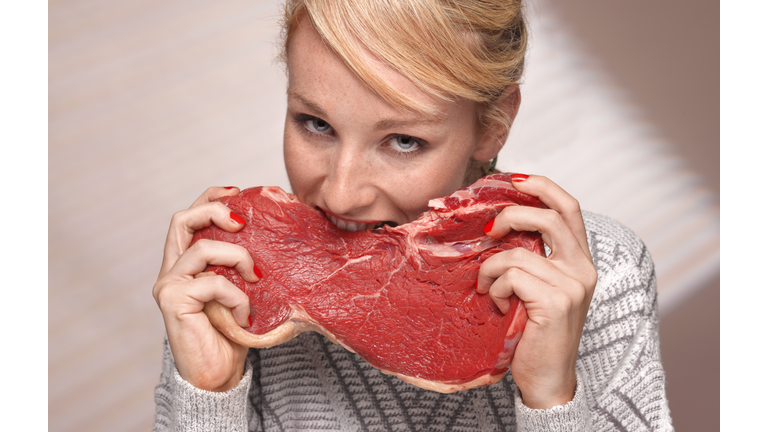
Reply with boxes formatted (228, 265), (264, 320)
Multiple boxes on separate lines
(483, 219), (494, 233)
(248, 314), (252, 326)
(230, 211), (245, 224)
(254, 265), (262, 279)
(510, 173), (529, 182)
(224, 186), (235, 189)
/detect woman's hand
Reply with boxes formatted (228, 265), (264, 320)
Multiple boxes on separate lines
(152, 187), (261, 392)
(476, 174), (598, 409)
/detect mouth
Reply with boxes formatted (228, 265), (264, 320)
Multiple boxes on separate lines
(318, 208), (397, 232)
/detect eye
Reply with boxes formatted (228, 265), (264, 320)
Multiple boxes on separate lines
(306, 117), (331, 134)
(388, 135), (422, 153)
(292, 113), (334, 139)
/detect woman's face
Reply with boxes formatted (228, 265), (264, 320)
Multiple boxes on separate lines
(283, 19), (497, 231)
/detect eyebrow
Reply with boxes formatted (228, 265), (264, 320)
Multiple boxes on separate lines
(373, 116), (443, 131)
(287, 90), (444, 131)
(288, 91), (329, 118)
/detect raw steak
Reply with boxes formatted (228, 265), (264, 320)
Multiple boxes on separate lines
(195, 173), (547, 393)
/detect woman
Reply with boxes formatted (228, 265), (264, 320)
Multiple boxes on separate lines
(153, 0), (673, 430)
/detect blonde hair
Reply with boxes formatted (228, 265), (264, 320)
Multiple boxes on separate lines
(279, 0), (528, 183)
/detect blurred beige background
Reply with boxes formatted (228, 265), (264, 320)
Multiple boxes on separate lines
(49, 1), (719, 431)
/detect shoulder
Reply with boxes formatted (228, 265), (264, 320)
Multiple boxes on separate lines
(583, 211), (654, 293)
(582, 211), (652, 277)
(581, 211), (657, 326)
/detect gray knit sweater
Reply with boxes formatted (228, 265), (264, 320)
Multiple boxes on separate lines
(153, 212), (674, 431)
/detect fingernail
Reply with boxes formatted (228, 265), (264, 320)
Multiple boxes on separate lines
(510, 173), (529, 182)
(483, 219), (494, 233)
(254, 265), (262, 279)
(224, 186), (236, 190)
(248, 314), (252, 326)
(230, 211), (245, 224)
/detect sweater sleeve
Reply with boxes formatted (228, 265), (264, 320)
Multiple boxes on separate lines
(513, 370), (592, 431)
(512, 213), (674, 431)
(578, 212), (674, 431)
(153, 337), (253, 432)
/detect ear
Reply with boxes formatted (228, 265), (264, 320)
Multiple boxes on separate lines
(472, 85), (522, 161)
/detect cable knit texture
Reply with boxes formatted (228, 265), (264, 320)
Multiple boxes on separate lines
(153, 212), (674, 431)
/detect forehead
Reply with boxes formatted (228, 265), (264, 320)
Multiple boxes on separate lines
(286, 17), (449, 121)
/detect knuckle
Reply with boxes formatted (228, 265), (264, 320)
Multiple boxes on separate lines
(190, 238), (213, 254)
(574, 259), (598, 289)
(488, 279), (509, 297)
(230, 240), (247, 255)
(568, 280), (588, 303)
(201, 187), (222, 203)
(543, 208), (562, 226)
(503, 267), (524, 284)
(507, 247), (528, 261)
(497, 205), (515, 217)
(483, 251), (506, 268)
(489, 292), (506, 304)
(212, 274), (238, 293)
(209, 275), (226, 290)
(550, 292), (574, 314)
(170, 210), (187, 226)
(585, 266), (598, 289)
(240, 249), (254, 265)
(154, 283), (175, 309)
(151, 282), (162, 302)
(563, 196), (581, 215)
(210, 201), (229, 216)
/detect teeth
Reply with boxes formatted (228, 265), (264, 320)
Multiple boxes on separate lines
(326, 214), (367, 232)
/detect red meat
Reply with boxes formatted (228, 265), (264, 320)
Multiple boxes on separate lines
(195, 173), (546, 392)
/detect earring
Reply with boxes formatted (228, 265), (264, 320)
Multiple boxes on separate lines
(487, 155), (498, 175)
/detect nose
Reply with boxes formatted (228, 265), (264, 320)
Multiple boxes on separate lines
(320, 144), (377, 216)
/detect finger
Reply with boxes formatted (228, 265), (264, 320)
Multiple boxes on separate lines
(484, 205), (585, 264)
(476, 247), (563, 294)
(477, 247), (594, 318)
(169, 239), (261, 283)
(164, 275), (251, 328)
(160, 202), (248, 277)
(190, 186), (240, 208)
(485, 266), (552, 315)
(506, 174), (590, 259)
(489, 265), (591, 329)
